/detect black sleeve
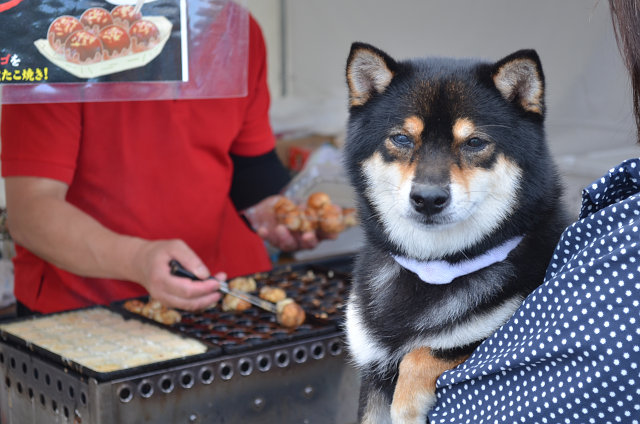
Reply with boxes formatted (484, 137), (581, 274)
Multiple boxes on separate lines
(229, 149), (291, 211)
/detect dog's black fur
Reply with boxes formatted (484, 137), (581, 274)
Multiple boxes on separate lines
(343, 43), (569, 423)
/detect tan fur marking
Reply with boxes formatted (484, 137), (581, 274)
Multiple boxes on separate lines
(391, 347), (468, 423)
(451, 147), (505, 195)
(364, 151), (416, 194)
(400, 161), (417, 183)
(493, 58), (543, 114)
(451, 154), (519, 205)
(385, 149), (417, 182)
(452, 118), (475, 147)
(403, 115), (424, 144)
(450, 163), (471, 195)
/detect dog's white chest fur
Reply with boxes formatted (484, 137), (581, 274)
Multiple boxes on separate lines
(346, 290), (523, 373)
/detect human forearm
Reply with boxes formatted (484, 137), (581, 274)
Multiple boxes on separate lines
(6, 176), (146, 281)
(5, 176), (222, 310)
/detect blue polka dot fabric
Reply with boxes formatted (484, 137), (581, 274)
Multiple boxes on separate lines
(429, 158), (640, 424)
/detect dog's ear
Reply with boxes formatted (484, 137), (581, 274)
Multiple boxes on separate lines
(346, 42), (397, 107)
(492, 49), (545, 115)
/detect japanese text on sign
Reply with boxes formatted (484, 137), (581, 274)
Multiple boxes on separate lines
(0, 53), (49, 82)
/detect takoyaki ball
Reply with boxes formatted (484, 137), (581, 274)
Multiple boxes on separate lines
(307, 192), (331, 210)
(318, 203), (345, 234)
(222, 294), (252, 312)
(228, 276), (257, 292)
(80, 7), (113, 34)
(129, 19), (160, 52)
(111, 5), (142, 30)
(99, 25), (131, 58)
(48, 16), (83, 53)
(276, 298), (306, 328)
(64, 30), (103, 64)
(259, 286), (287, 303)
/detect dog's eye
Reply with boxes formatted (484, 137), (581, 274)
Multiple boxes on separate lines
(390, 134), (413, 148)
(464, 137), (487, 150)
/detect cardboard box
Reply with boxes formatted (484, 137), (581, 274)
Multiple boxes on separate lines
(275, 134), (337, 172)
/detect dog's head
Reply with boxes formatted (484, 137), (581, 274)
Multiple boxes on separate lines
(344, 43), (557, 260)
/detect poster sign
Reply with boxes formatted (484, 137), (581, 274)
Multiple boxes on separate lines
(0, 0), (248, 103)
(0, 0), (186, 84)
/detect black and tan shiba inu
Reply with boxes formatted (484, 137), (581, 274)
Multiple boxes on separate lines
(343, 43), (569, 424)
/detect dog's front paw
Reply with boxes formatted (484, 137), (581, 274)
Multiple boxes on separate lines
(390, 347), (439, 424)
(390, 391), (435, 424)
(391, 347), (467, 424)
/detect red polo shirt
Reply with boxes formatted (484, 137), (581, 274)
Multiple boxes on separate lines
(1, 16), (274, 313)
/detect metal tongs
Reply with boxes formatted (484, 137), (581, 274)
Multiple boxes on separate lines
(168, 259), (277, 314)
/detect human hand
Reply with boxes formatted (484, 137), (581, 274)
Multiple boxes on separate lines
(243, 195), (335, 252)
(130, 239), (225, 311)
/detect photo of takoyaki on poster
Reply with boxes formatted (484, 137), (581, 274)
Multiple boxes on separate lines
(0, 0), (184, 83)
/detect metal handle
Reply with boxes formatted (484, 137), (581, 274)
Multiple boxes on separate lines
(168, 259), (277, 314)
(169, 259), (201, 280)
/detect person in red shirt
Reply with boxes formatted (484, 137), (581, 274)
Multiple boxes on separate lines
(0, 15), (318, 314)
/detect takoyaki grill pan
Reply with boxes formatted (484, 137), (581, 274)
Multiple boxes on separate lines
(152, 257), (352, 355)
(0, 256), (359, 424)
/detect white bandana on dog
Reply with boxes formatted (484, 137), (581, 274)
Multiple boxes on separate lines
(392, 236), (524, 285)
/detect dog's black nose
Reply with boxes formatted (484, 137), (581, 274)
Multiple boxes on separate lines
(410, 185), (450, 215)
